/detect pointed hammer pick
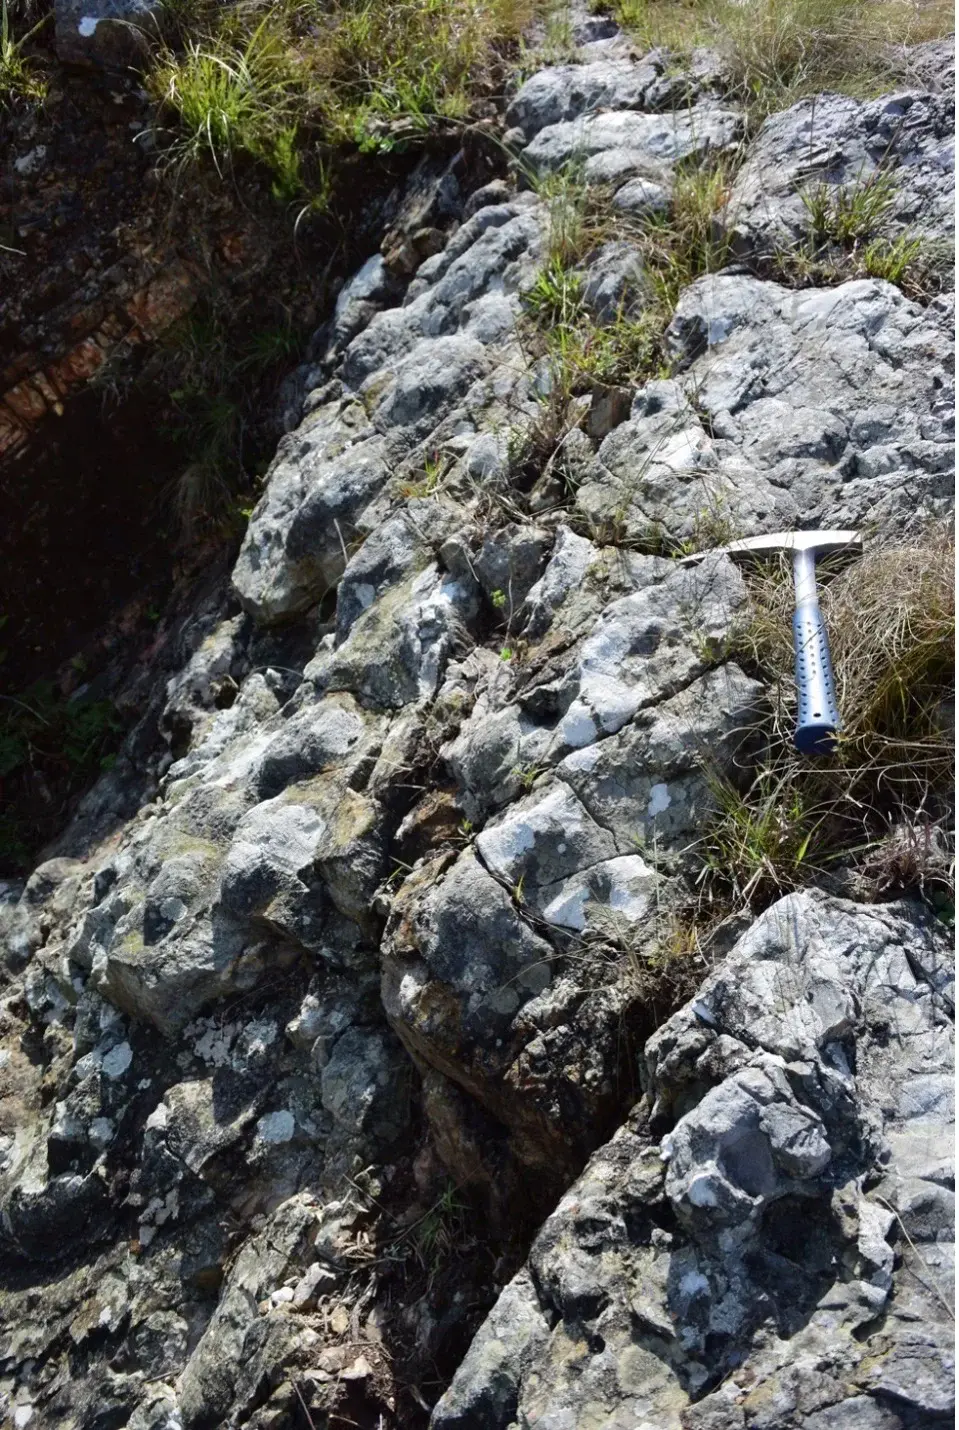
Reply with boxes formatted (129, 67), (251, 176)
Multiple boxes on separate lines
(680, 529), (863, 756)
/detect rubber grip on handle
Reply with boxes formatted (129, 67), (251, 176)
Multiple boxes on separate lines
(793, 601), (841, 756)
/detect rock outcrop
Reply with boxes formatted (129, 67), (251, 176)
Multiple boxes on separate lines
(432, 892), (955, 1428)
(0, 12), (953, 1430)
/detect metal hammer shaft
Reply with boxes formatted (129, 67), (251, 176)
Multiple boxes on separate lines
(679, 528), (859, 756)
(792, 547), (841, 756)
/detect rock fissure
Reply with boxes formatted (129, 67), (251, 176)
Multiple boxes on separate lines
(0, 7), (954, 1429)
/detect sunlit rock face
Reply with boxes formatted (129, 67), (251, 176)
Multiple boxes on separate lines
(0, 17), (953, 1430)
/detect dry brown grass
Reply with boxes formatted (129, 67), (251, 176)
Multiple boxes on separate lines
(605, 0), (954, 115)
(699, 527), (955, 914)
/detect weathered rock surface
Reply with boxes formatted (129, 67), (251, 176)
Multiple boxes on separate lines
(433, 892), (955, 1429)
(580, 276), (955, 544)
(54, 0), (157, 67)
(0, 16), (954, 1430)
(729, 90), (955, 249)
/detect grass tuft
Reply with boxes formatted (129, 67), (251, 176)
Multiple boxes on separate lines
(764, 167), (949, 301)
(147, 0), (535, 188)
(521, 158), (736, 404)
(699, 529), (955, 915)
(0, 0), (48, 107)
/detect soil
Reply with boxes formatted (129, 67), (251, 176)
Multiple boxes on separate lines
(0, 26), (499, 879)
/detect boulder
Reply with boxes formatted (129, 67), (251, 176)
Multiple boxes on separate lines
(523, 106), (744, 181)
(54, 0), (156, 67)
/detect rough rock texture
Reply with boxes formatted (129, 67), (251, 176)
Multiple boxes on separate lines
(54, 0), (157, 67)
(0, 15), (954, 1430)
(579, 277), (954, 543)
(729, 90), (956, 248)
(432, 893), (955, 1429)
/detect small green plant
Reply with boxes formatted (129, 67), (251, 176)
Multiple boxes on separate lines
(801, 169), (897, 244)
(861, 234), (926, 285)
(765, 169), (938, 298)
(388, 1180), (471, 1280)
(490, 589), (507, 610)
(148, 0), (535, 178)
(512, 763), (547, 792)
(0, 0), (48, 107)
(523, 257), (585, 328)
(398, 448), (445, 499)
(699, 767), (822, 905)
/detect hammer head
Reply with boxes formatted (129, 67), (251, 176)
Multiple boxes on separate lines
(680, 529), (861, 565)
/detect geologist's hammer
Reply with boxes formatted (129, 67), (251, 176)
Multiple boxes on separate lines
(680, 529), (862, 757)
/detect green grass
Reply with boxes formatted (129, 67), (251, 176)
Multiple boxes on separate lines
(768, 167), (947, 299)
(800, 168), (900, 244)
(603, 0), (954, 116)
(521, 158), (736, 402)
(147, 0), (536, 190)
(0, 0), (48, 107)
(148, 18), (314, 195)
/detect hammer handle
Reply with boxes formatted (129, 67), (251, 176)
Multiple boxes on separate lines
(792, 550), (841, 756)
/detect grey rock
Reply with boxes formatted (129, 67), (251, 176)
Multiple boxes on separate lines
(520, 524), (595, 639)
(580, 375), (795, 546)
(430, 1269), (550, 1427)
(320, 1026), (410, 1143)
(0, 39), (953, 1430)
(729, 89), (956, 249)
(581, 239), (645, 319)
(895, 34), (955, 94)
(557, 663), (763, 853)
(663, 274), (955, 538)
(523, 106), (744, 180)
(434, 894), (954, 1428)
(54, 0), (155, 67)
(178, 1196), (320, 1426)
(505, 58), (661, 141)
(463, 179), (512, 218)
(573, 16), (620, 45)
(611, 174), (671, 216)
(317, 562), (480, 709)
(232, 395), (386, 624)
(324, 252), (404, 356)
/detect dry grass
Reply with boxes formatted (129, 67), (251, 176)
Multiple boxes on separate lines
(699, 529), (955, 915)
(520, 157), (737, 404)
(605, 0), (954, 115)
